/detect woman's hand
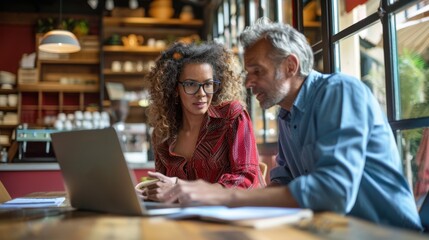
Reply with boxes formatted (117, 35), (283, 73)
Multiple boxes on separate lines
(160, 179), (230, 206)
(135, 171), (178, 202)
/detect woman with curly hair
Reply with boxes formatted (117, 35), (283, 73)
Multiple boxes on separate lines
(137, 41), (265, 202)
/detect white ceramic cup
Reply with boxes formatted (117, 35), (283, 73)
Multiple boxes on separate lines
(0, 95), (7, 106)
(123, 61), (134, 72)
(57, 112), (67, 121)
(147, 38), (156, 47)
(74, 111), (83, 120)
(7, 94), (17, 107)
(111, 61), (122, 72)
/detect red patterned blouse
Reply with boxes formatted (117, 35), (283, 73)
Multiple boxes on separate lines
(153, 101), (265, 189)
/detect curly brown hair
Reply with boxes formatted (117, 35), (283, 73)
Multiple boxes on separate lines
(146, 41), (245, 144)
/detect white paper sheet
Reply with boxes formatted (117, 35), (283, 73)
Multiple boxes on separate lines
(0, 197), (66, 209)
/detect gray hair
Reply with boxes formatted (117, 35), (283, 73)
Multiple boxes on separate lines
(240, 17), (314, 77)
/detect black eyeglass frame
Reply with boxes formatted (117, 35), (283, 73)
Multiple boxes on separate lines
(178, 80), (221, 95)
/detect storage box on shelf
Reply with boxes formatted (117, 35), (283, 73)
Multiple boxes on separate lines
(17, 68), (39, 84)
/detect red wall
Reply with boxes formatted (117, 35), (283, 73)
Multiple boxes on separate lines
(0, 24), (35, 74)
(1, 170), (65, 198)
(1, 169), (152, 198)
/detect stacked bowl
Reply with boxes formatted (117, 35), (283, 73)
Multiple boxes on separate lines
(149, 0), (174, 20)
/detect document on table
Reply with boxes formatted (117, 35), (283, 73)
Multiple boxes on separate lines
(0, 197), (66, 209)
(167, 206), (313, 229)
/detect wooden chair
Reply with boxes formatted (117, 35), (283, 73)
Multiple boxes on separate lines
(259, 162), (268, 185)
(419, 191), (429, 232)
(0, 181), (11, 203)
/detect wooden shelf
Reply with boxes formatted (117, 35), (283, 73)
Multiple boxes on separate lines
(0, 89), (18, 94)
(41, 106), (60, 110)
(304, 21), (321, 28)
(103, 45), (164, 53)
(0, 124), (18, 129)
(0, 142), (11, 147)
(21, 105), (39, 110)
(103, 17), (203, 28)
(18, 83), (99, 92)
(61, 106), (81, 110)
(103, 100), (147, 108)
(103, 69), (147, 76)
(38, 59), (99, 64)
(0, 106), (18, 111)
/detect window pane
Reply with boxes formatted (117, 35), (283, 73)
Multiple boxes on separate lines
(303, 0), (322, 45)
(397, 127), (429, 203)
(336, 0), (379, 31)
(314, 50), (323, 72)
(395, 0), (429, 120)
(281, 0), (293, 24)
(251, 97), (279, 144)
(261, 0), (276, 19)
(338, 21), (386, 112)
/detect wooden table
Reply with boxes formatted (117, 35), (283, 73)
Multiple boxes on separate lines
(0, 192), (426, 240)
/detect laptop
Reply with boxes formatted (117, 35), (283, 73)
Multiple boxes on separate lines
(50, 127), (182, 216)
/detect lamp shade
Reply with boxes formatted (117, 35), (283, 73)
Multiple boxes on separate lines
(39, 30), (81, 53)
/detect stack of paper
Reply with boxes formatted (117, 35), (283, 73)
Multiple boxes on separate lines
(0, 197), (66, 209)
(168, 206), (313, 229)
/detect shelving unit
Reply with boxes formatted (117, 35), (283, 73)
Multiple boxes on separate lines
(19, 89), (99, 126)
(103, 45), (165, 53)
(0, 88), (19, 149)
(103, 17), (203, 27)
(18, 35), (100, 127)
(102, 16), (204, 123)
(11, 12), (205, 128)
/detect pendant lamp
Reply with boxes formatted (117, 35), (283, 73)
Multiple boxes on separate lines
(38, 0), (81, 53)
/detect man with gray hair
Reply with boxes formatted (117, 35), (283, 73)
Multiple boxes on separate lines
(161, 18), (423, 231)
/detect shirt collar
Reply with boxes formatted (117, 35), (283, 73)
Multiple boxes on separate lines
(279, 70), (321, 119)
(207, 101), (241, 119)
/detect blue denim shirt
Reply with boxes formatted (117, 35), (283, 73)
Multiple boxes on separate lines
(270, 71), (422, 230)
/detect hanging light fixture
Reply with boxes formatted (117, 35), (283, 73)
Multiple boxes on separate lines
(39, 0), (81, 53)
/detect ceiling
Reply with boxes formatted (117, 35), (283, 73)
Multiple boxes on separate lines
(0, 0), (210, 14)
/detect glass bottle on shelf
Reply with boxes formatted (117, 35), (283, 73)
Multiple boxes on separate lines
(1, 147), (8, 163)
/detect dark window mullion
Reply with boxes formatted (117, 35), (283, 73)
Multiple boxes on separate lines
(293, 0), (304, 31)
(311, 41), (323, 54)
(255, 0), (269, 143)
(382, 0), (399, 123)
(243, 0), (254, 123)
(273, 0), (282, 22)
(387, 0), (420, 14)
(320, 0), (334, 73)
(331, 13), (380, 43)
(390, 117), (429, 130)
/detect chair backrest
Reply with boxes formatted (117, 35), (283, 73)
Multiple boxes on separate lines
(419, 191), (429, 232)
(0, 181), (11, 203)
(259, 162), (268, 184)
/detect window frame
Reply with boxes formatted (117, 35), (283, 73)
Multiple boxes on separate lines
(209, 0), (429, 148)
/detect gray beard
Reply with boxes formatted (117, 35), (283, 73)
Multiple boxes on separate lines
(259, 69), (286, 109)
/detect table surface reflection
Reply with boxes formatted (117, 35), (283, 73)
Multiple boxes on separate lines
(0, 192), (426, 240)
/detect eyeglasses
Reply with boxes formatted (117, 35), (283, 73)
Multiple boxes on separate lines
(178, 80), (221, 95)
